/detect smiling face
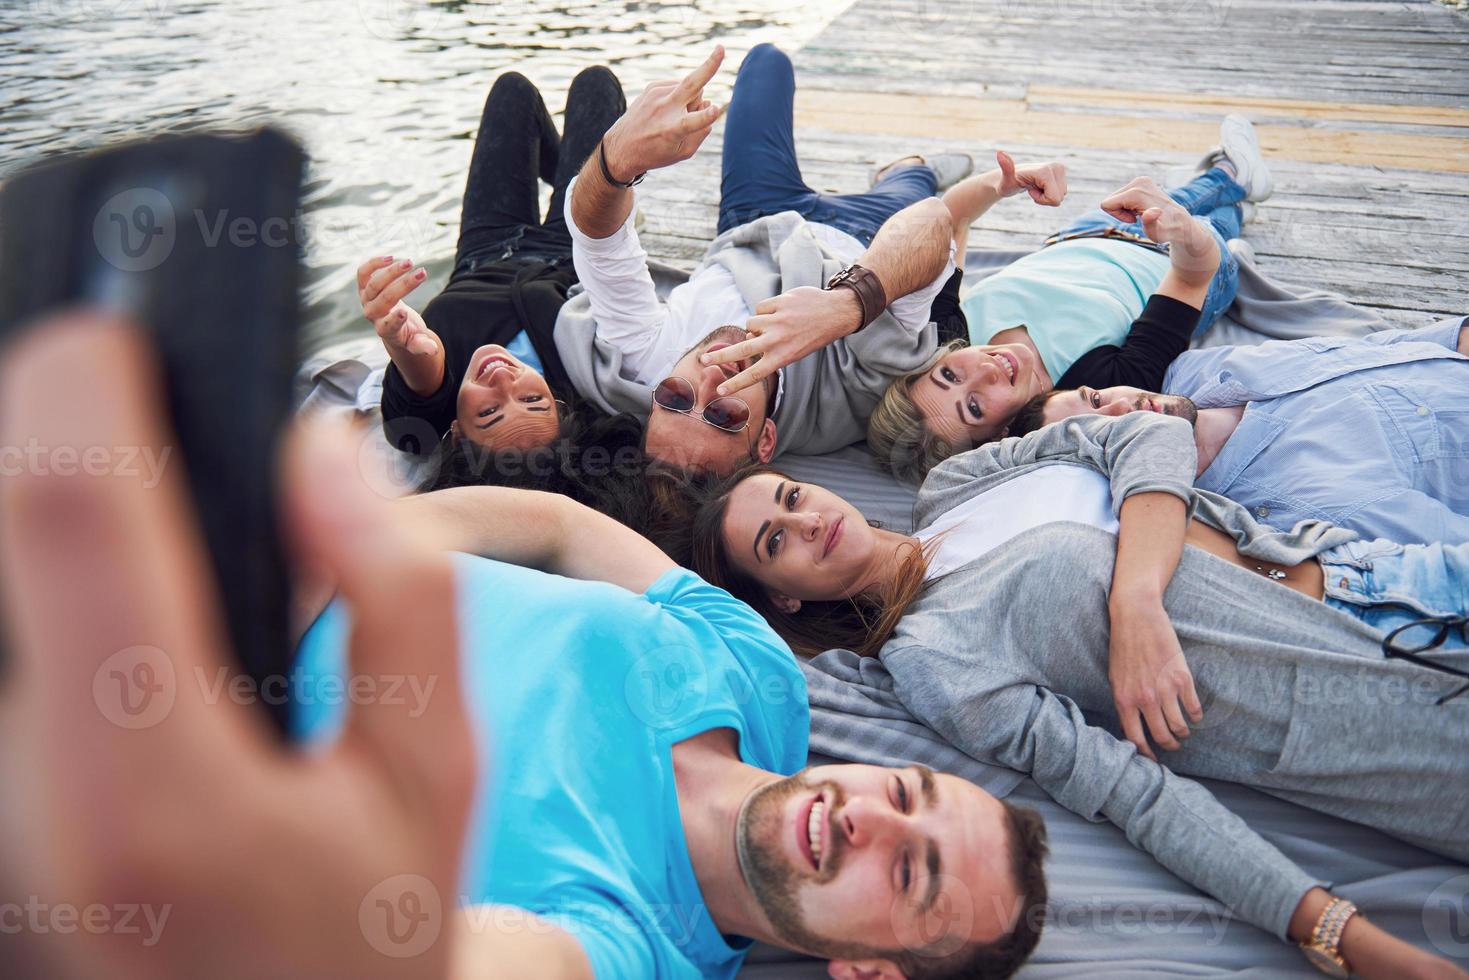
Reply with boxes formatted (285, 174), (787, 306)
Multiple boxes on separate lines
(644, 326), (776, 477)
(909, 344), (1050, 447)
(736, 763), (1021, 966)
(720, 472), (880, 609)
(453, 345), (560, 452)
(1042, 385), (1199, 427)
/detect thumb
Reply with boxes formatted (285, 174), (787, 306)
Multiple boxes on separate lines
(996, 149), (1017, 185)
(1141, 206), (1164, 236)
(283, 418), (475, 826)
(407, 332), (437, 356)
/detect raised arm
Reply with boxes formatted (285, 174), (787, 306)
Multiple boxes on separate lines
(357, 254), (445, 396)
(570, 46), (725, 239)
(398, 486), (676, 595)
(943, 149), (1067, 256)
(703, 195), (955, 395)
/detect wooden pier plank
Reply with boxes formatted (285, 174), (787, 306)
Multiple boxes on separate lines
(632, 0), (1469, 328)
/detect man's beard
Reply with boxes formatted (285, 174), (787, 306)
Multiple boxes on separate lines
(735, 771), (874, 960)
(1136, 393), (1199, 425)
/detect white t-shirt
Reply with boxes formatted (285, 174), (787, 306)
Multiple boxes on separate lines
(565, 176), (955, 392)
(915, 465), (1120, 580)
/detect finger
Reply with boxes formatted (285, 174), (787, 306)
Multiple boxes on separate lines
(995, 149), (1017, 186)
(1143, 700), (1181, 752)
(1119, 708), (1156, 762)
(284, 419), (475, 826)
(1162, 696), (1192, 741)
(1101, 202), (1141, 224)
(1182, 679), (1204, 723)
(0, 313), (248, 773)
(716, 359), (774, 398)
(700, 336), (765, 366)
(1048, 172), (1069, 205)
(1139, 207), (1165, 239)
(355, 255), (394, 292)
(364, 266), (427, 319)
(363, 257), (417, 304)
(405, 332), (438, 357)
(373, 307), (406, 339)
(679, 102), (725, 136)
(675, 44), (725, 103)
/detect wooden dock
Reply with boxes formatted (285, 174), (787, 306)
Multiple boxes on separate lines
(634, 0), (1469, 327)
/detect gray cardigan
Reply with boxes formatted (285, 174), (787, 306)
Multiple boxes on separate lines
(553, 211), (938, 457)
(883, 412), (1469, 941)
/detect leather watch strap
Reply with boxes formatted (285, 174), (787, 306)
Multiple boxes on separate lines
(597, 138), (644, 189)
(824, 263), (887, 332)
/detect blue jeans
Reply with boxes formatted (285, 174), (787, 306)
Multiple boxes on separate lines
(717, 44), (937, 246)
(1048, 167), (1245, 335)
(1320, 538), (1469, 653)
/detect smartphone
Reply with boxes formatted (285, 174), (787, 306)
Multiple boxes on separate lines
(0, 129), (305, 736)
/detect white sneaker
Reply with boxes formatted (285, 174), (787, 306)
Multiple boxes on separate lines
(1218, 114), (1272, 203)
(1167, 116), (1272, 204)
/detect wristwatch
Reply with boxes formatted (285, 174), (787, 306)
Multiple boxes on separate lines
(1300, 897), (1360, 977)
(824, 263), (887, 332)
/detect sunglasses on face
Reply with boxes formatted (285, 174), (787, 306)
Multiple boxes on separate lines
(652, 376), (750, 434)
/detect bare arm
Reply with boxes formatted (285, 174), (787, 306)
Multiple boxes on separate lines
(1100, 176), (1219, 312)
(398, 486), (676, 595)
(569, 47), (726, 240)
(1107, 491), (1202, 759)
(357, 255), (445, 395)
(857, 195), (954, 311)
(944, 150), (1068, 255)
(1289, 887), (1467, 980)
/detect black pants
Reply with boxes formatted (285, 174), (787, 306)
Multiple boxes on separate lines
(454, 66), (627, 269)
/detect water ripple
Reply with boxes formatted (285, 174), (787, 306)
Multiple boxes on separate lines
(1, 0), (852, 351)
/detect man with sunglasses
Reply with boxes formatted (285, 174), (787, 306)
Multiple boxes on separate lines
(554, 44), (1015, 475)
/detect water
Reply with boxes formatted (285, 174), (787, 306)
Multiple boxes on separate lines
(0, 0), (853, 353)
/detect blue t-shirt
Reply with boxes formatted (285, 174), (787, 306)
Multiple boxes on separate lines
(292, 556), (809, 979)
(960, 238), (1170, 381)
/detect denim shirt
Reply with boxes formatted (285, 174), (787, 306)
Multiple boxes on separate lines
(1161, 316), (1469, 544)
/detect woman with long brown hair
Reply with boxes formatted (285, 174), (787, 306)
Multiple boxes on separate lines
(689, 410), (1469, 980)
